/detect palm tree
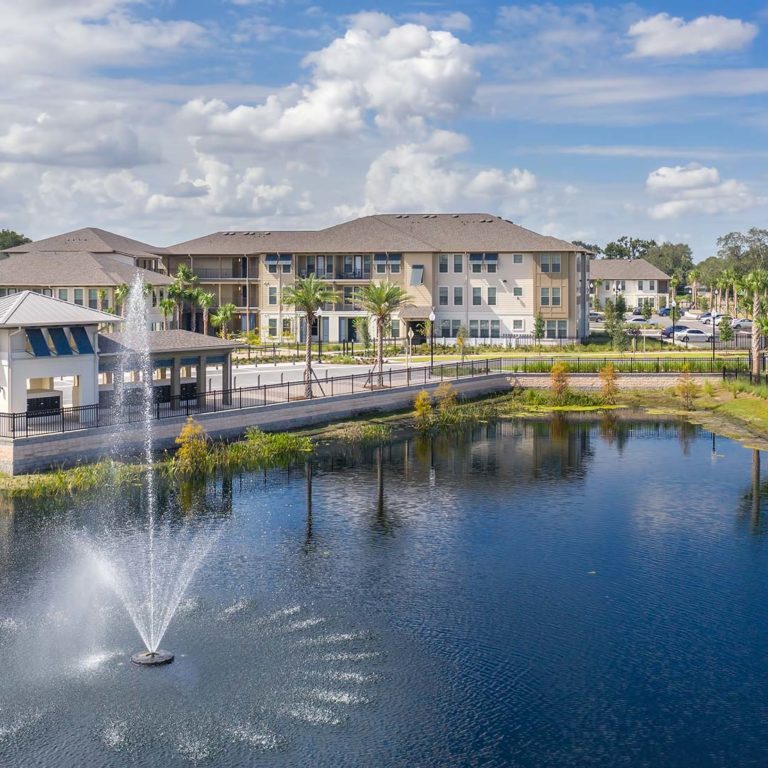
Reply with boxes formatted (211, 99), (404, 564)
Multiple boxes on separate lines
(210, 303), (237, 340)
(170, 264), (199, 329)
(196, 290), (215, 336)
(159, 297), (176, 330)
(115, 283), (130, 316)
(742, 269), (768, 378)
(688, 269), (700, 309)
(356, 281), (411, 388)
(282, 275), (339, 399)
(721, 268), (738, 314)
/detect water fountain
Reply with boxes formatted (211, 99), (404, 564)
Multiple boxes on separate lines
(88, 273), (220, 666)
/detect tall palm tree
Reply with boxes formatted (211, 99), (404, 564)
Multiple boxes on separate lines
(159, 297), (176, 330)
(721, 268), (738, 314)
(356, 281), (411, 388)
(688, 269), (700, 309)
(742, 269), (768, 377)
(210, 303), (237, 340)
(282, 275), (339, 399)
(170, 264), (199, 330)
(115, 283), (130, 316)
(196, 290), (215, 336)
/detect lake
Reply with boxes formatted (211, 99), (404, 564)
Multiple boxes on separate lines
(0, 418), (766, 767)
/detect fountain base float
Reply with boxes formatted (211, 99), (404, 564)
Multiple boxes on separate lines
(131, 650), (174, 666)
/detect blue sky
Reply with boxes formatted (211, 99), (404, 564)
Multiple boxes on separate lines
(0, 0), (766, 258)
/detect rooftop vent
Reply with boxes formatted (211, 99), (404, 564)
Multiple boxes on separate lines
(452, 214), (459, 218)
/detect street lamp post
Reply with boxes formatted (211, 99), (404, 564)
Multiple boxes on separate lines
(407, 327), (414, 369)
(429, 309), (436, 373)
(316, 308), (323, 364)
(671, 299), (677, 346)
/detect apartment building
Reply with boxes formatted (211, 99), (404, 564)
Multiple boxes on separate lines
(0, 228), (172, 328)
(166, 214), (591, 342)
(589, 259), (671, 311)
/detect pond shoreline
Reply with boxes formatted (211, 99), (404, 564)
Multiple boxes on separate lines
(2, 380), (767, 494)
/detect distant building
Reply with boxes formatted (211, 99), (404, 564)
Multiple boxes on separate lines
(589, 259), (671, 311)
(0, 228), (172, 328)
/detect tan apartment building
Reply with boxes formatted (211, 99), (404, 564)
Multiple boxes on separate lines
(166, 214), (591, 343)
(589, 259), (671, 312)
(0, 228), (173, 328)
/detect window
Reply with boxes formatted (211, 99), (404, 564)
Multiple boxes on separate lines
(551, 255), (561, 273)
(282, 318), (292, 335)
(488, 287), (496, 306)
(88, 289), (98, 309)
(439, 254), (448, 273)
(391, 320), (400, 338)
(74, 288), (84, 306)
(58, 288), (68, 302)
(268, 318), (277, 337)
(439, 287), (448, 306)
(552, 287), (561, 307)
(410, 264), (424, 286)
(266, 254), (278, 273)
(473, 287), (482, 306)
(540, 287), (549, 306)
(389, 254), (401, 274)
(512, 319), (524, 331)
(479, 320), (489, 338)
(42, 289), (52, 297)
(649, 280), (655, 291)
(487, 261), (497, 274)
(469, 320), (478, 338)
(440, 319), (451, 337)
(453, 287), (463, 306)
(638, 280), (644, 291)
(470, 253), (483, 273)
(376, 260), (386, 274)
(541, 255), (550, 273)
(513, 286), (523, 297)
(513, 254), (523, 264)
(546, 320), (567, 339)
(472, 262), (482, 274)
(268, 286), (277, 305)
(451, 319), (461, 337)
(491, 320), (500, 338)
(453, 254), (463, 273)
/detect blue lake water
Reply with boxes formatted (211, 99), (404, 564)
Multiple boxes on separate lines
(0, 419), (767, 767)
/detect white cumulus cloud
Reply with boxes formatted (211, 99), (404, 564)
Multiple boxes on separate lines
(628, 13), (758, 58)
(645, 163), (761, 219)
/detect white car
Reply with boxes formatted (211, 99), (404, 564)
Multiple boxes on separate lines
(674, 328), (713, 343)
(702, 313), (728, 325)
(731, 318), (753, 330)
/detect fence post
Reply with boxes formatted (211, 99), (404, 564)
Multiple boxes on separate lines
(61, 409), (65, 433)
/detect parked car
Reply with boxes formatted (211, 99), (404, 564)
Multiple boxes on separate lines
(627, 316), (649, 324)
(731, 318), (752, 330)
(589, 311), (604, 322)
(662, 324), (688, 339)
(674, 328), (713, 343)
(702, 313), (728, 325)
(658, 306), (671, 317)
(697, 312), (712, 323)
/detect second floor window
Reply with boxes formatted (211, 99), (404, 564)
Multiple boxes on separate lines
(540, 254), (562, 273)
(439, 287), (448, 306)
(488, 287), (496, 305)
(454, 287), (463, 305)
(439, 254), (448, 273)
(268, 286), (277, 305)
(540, 287), (549, 306)
(473, 287), (482, 306)
(74, 288), (83, 306)
(552, 287), (561, 306)
(454, 254), (463, 273)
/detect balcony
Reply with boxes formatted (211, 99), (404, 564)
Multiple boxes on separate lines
(335, 270), (371, 280)
(195, 268), (258, 280)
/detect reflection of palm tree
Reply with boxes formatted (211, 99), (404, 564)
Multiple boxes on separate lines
(303, 460), (315, 554)
(752, 450), (760, 525)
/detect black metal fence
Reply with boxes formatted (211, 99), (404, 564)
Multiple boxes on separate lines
(0, 355), (752, 440)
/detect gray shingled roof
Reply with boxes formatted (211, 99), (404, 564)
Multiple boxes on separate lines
(0, 291), (118, 327)
(99, 329), (234, 355)
(589, 258), (670, 281)
(0, 252), (173, 287)
(165, 213), (584, 255)
(5, 227), (167, 256)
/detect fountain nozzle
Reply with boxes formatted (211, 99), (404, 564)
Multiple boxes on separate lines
(131, 649), (174, 666)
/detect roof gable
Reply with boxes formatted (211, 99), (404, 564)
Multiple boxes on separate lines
(5, 227), (166, 256)
(589, 258), (671, 281)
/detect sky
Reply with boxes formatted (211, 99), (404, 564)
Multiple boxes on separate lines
(0, 1), (766, 259)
